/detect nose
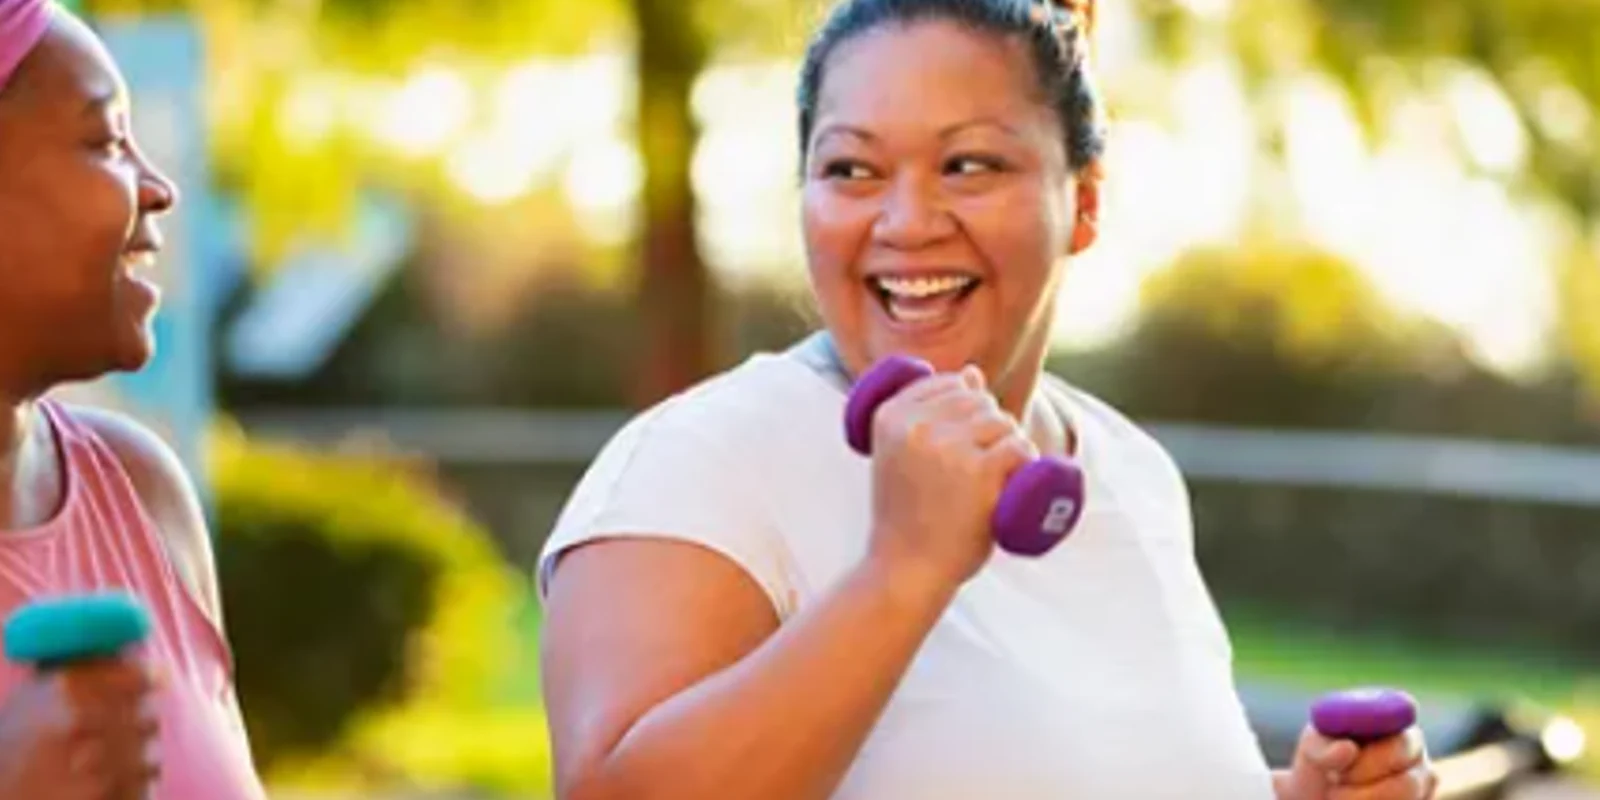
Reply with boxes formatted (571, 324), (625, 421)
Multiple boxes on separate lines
(871, 172), (956, 250)
(137, 161), (179, 216)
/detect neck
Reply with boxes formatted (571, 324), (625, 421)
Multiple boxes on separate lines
(0, 387), (33, 473)
(0, 382), (57, 531)
(993, 338), (1076, 458)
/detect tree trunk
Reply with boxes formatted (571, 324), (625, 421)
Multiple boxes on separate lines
(630, 0), (716, 407)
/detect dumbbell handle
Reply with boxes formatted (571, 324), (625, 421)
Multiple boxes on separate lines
(844, 355), (1086, 556)
(1311, 687), (1418, 743)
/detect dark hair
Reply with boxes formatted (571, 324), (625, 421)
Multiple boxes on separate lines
(797, 0), (1106, 175)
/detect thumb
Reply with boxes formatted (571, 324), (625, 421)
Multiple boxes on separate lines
(1287, 726), (1360, 798)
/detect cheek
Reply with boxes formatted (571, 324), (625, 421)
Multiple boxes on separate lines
(963, 195), (1062, 298)
(25, 169), (136, 301)
(71, 169), (141, 254)
(801, 187), (874, 300)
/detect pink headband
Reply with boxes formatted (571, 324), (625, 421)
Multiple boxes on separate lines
(0, 0), (53, 94)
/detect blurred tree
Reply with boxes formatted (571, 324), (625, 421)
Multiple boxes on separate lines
(91, 0), (1595, 402)
(629, 0), (714, 405)
(88, 0), (813, 404)
(1217, 0), (1599, 218)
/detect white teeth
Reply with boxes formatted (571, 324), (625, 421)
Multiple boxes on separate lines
(874, 275), (976, 298)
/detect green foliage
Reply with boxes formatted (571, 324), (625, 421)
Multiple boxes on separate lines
(210, 425), (548, 794)
(1065, 242), (1600, 444)
(1050, 242), (1600, 657)
(1226, 0), (1600, 217)
(1191, 480), (1600, 658)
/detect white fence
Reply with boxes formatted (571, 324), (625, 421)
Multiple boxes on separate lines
(239, 408), (1600, 508)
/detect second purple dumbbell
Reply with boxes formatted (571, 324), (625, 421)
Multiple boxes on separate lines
(844, 355), (1086, 556)
(1311, 687), (1418, 742)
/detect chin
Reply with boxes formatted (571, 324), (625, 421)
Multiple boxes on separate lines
(107, 330), (157, 374)
(864, 325), (995, 377)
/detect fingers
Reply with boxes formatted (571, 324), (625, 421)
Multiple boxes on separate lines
(47, 657), (162, 795)
(1305, 725), (1434, 800)
(1342, 728), (1426, 785)
(1329, 763), (1436, 800)
(56, 657), (157, 706)
(1296, 725), (1362, 777)
(874, 364), (1040, 484)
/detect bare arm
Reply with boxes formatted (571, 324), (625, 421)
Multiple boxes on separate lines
(541, 538), (954, 800)
(545, 370), (1034, 800)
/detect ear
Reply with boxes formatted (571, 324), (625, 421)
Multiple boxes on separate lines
(1067, 167), (1100, 256)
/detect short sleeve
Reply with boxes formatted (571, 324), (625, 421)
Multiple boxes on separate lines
(535, 407), (799, 619)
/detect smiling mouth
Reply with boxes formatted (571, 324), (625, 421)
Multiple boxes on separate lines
(868, 273), (982, 325)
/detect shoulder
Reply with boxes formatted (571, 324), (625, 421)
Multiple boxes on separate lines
(542, 353), (818, 615)
(63, 405), (223, 626)
(602, 351), (822, 465)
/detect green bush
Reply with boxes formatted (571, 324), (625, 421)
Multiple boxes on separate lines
(210, 424), (551, 795)
(1045, 243), (1600, 656)
(1189, 480), (1600, 656)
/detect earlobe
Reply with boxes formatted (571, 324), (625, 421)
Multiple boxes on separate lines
(1068, 170), (1100, 255)
(1069, 214), (1097, 254)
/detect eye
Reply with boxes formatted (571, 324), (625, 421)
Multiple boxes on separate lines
(945, 154), (1006, 176)
(821, 159), (876, 181)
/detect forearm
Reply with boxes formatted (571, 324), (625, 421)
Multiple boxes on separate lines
(572, 558), (953, 800)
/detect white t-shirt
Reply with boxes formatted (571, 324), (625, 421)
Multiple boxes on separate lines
(538, 337), (1277, 800)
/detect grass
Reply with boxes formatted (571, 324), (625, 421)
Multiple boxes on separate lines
(1224, 602), (1600, 785)
(1226, 604), (1597, 705)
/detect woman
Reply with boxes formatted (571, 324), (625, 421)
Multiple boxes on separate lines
(0, 1), (266, 797)
(539, 0), (1436, 798)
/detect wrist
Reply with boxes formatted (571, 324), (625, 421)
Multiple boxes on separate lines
(857, 549), (959, 619)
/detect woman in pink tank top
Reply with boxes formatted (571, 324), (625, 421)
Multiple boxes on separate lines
(0, 2), (267, 797)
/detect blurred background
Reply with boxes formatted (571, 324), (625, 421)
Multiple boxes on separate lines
(47, 0), (1600, 796)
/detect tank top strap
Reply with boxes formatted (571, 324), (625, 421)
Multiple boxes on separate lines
(30, 400), (236, 689)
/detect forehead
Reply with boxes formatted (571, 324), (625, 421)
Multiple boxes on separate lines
(0, 14), (124, 124)
(815, 19), (1046, 128)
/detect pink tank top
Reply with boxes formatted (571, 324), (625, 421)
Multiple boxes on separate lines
(0, 401), (266, 799)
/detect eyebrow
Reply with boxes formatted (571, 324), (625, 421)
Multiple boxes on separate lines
(813, 117), (1024, 147)
(938, 117), (1023, 140)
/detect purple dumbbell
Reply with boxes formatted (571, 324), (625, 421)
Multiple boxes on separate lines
(1310, 687), (1418, 742)
(844, 355), (1086, 556)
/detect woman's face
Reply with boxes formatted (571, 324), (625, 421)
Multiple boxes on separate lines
(801, 19), (1096, 410)
(0, 12), (178, 390)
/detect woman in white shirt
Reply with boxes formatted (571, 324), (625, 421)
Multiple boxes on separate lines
(537, 0), (1437, 798)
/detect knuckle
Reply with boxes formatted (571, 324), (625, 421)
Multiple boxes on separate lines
(902, 417), (936, 450)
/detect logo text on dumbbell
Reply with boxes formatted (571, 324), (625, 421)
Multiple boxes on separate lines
(1042, 497), (1077, 535)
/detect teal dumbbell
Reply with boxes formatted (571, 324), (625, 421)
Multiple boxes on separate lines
(4, 593), (156, 797)
(5, 592), (152, 668)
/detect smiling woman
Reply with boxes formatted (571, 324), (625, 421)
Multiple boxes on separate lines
(0, 2), (266, 798)
(536, 1), (1436, 799)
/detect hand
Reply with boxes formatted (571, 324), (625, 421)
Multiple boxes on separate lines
(0, 658), (161, 800)
(865, 365), (1036, 595)
(1276, 724), (1437, 800)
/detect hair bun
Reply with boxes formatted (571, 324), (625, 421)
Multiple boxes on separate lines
(1032, 0), (1095, 57)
